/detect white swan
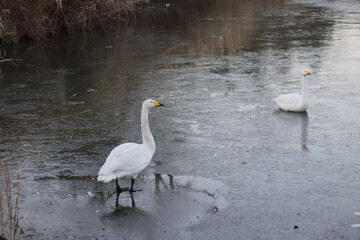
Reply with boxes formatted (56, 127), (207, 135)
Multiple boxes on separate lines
(275, 70), (311, 112)
(97, 99), (164, 192)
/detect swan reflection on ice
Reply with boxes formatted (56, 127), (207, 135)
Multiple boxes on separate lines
(99, 174), (228, 239)
(275, 110), (309, 151)
(108, 173), (228, 208)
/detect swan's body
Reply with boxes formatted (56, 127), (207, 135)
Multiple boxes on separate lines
(275, 71), (311, 112)
(97, 143), (153, 182)
(97, 99), (163, 192)
(275, 93), (307, 112)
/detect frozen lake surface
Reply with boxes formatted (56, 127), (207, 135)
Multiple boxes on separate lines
(0, 0), (360, 239)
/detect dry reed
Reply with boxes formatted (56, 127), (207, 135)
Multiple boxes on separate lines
(0, 157), (21, 240)
(0, 0), (150, 44)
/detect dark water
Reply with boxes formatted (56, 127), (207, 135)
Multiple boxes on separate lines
(1, 0), (360, 239)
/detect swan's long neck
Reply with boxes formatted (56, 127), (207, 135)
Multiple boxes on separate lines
(300, 75), (308, 103)
(141, 105), (156, 154)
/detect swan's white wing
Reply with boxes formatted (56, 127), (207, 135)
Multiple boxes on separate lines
(275, 93), (302, 111)
(97, 143), (151, 182)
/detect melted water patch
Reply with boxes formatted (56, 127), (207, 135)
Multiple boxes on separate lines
(19, 174), (228, 239)
(99, 174), (228, 239)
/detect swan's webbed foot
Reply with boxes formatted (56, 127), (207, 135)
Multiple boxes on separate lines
(129, 178), (142, 193)
(117, 187), (129, 193)
(129, 188), (143, 193)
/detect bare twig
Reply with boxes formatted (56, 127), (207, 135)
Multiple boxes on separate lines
(0, 59), (22, 66)
(0, 168), (3, 236)
(2, 160), (12, 240)
(12, 174), (20, 240)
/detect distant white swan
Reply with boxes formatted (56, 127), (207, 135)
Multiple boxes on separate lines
(275, 70), (311, 112)
(97, 99), (164, 192)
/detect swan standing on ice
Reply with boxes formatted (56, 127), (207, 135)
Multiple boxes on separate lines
(275, 70), (312, 112)
(97, 99), (164, 192)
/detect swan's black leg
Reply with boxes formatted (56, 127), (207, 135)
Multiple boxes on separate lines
(130, 192), (136, 207)
(115, 190), (120, 208)
(129, 178), (142, 193)
(129, 178), (135, 192)
(115, 179), (129, 193)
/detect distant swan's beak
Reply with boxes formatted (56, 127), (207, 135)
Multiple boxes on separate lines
(154, 101), (164, 107)
(305, 71), (311, 75)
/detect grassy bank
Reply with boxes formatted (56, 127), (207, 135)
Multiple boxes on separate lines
(0, 0), (153, 45)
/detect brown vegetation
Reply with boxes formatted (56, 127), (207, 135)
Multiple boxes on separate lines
(0, 157), (21, 240)
(0, 0), (150, 44)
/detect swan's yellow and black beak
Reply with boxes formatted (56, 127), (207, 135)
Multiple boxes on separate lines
(154, 101), (164, 107)
(305, 71), (311, 75)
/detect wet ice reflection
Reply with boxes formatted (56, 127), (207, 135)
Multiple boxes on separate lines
(275, 110), (309, 151)
(99, 174), (228, 239)
(101, 195), (155, 239)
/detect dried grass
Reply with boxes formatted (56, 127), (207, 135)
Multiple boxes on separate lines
(0, 157), (21, 240)
(0, 0), (149, 44)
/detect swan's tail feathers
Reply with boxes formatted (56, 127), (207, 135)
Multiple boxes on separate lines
(97, 174), (115, 183)
(274, 96), (281, 105)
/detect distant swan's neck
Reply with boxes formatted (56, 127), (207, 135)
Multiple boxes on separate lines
(300, 75), (308, 104)
(141, 105), (156, 153)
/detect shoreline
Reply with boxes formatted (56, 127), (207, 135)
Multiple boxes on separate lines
(0, 0), (168, 45)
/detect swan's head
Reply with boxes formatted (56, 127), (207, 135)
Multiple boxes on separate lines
(303, 70), (311, 76)
(143, 99), (164, 109)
